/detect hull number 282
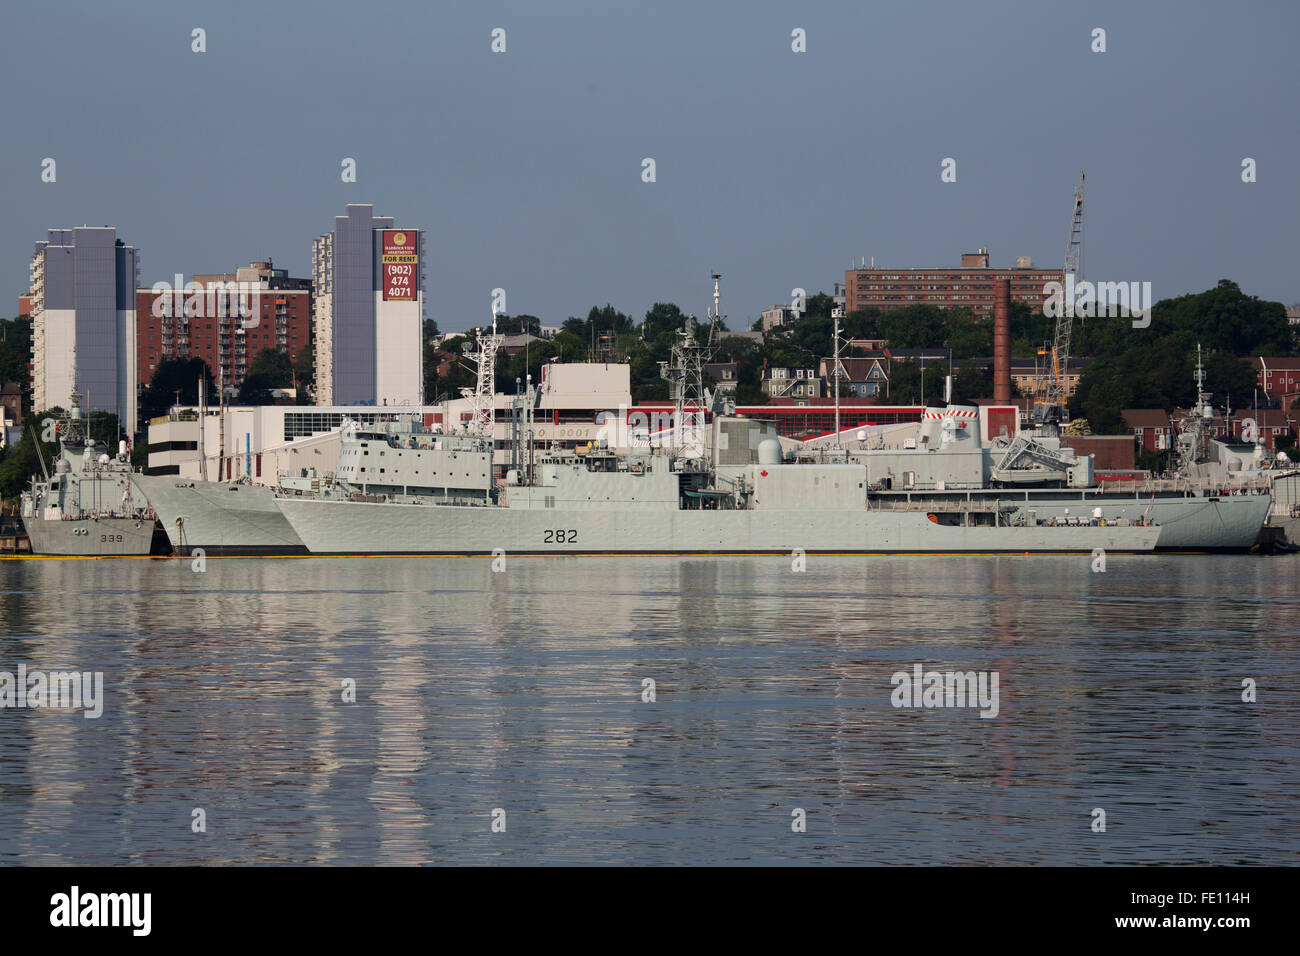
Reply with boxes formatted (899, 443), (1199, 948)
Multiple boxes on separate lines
(543, 529), (578, 544)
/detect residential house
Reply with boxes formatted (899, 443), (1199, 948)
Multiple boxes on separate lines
(818, 356), (889, 398)
(761, 366), (823, 400)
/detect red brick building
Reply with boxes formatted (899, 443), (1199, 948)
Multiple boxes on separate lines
(1125, 406), (1297, 452)
(1122, 409), (1174, 451)
(844, 250), (1063, 316)
(1252, 357), (1300, 404)
(1059, 435), (1136, 471)
(136, 261), (311, 395)
(1202, 408), (1297, 450)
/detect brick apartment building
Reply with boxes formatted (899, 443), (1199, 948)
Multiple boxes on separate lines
(1253, 357), (1300, 405)
(137, 260), (311, 396)
(844, 249), (1063, 316)
(1125, 406), (1297, 452)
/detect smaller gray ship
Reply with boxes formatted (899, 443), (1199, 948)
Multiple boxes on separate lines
(19, 394), (159, 557)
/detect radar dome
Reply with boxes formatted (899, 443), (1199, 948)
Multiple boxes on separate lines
(757, 439), (782, 465)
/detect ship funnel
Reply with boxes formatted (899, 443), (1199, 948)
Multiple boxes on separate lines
(919, 405), (981, 449)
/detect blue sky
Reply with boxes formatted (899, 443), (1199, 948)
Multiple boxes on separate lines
(2, 0), (1296, 331)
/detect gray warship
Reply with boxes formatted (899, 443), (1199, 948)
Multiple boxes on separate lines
(19, 395), (159, 557)
(838, 405), (1271, 552)
(273, 318), (1159, 556)
(132, 473), (309, 557)
(273, 413), (1158, 555)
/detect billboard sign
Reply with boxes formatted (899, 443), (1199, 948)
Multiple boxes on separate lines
(381, 230), (418, 301)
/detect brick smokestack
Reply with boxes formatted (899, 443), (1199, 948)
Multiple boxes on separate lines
(994, 278), (1011, 404)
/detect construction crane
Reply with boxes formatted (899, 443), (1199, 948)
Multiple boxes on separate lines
(1032, 172), (1085, 426)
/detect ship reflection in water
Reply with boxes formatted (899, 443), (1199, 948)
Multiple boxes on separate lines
(0, 555), (1296, 865)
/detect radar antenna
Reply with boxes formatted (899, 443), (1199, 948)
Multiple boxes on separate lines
(659, 274), (724, 459)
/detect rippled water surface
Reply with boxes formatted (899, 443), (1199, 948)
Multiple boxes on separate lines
(1, 554), (1297, 865)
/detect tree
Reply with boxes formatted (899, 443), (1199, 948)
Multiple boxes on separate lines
(423, 317), (440, 340)
(139, 358), (216, 424)
(86, 410), (122, 445)
(0, 409), (63, 500)
(564, 304), (634, 344)
(1069, 282), (1291, 433)
(887, 360), (923, 404)
(641, 303), (687, 341)
(0, 317), (32, 410)
(292, 345), (314, 401)
(803, 292), (834, 320)
(551, 331), (588, 363)
(496, 314), (541, 336)
(237, 373), (278, 405)
(952, 359), (992, 403)
(508, 339), (559, 386)
(1204, 352), (1261, 412)
(245, 348), (292, 387)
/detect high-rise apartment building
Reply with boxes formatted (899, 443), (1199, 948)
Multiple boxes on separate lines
(29, 227), (139, 427)
(137, 260), (312, 394)
(312, 204), (424, 406)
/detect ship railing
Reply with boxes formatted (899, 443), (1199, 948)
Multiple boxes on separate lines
(343, 492), (493, 507)
(1106, 477), (1273, 496)
(56, 508), (156, 521)
(868, 498), (1014, 513)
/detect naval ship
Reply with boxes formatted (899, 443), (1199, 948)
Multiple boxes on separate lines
(839, 403), (1271, 552)
(132, 473), (309, 557)
(273, 412), (1158, 555)
(273, 317), (1158, 555)
(19, 395), (160, 557)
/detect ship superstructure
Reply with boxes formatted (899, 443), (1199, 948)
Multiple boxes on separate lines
(839, 397), (1271, 551)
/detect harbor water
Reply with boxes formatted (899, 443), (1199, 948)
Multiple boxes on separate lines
(1, 554), (1297, 865)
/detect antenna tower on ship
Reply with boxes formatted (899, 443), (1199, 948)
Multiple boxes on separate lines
(462, 309), (502, 438)
(660, 274), (723, 457)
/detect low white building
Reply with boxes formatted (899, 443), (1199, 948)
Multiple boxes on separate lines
(146, 362), (636, 486)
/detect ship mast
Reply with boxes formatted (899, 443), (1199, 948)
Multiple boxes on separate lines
(462, 309), (501, 440)
(1177, 344), (1213, 471)
(660, 274), (723, 460)
(832, 310), (844, 449)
